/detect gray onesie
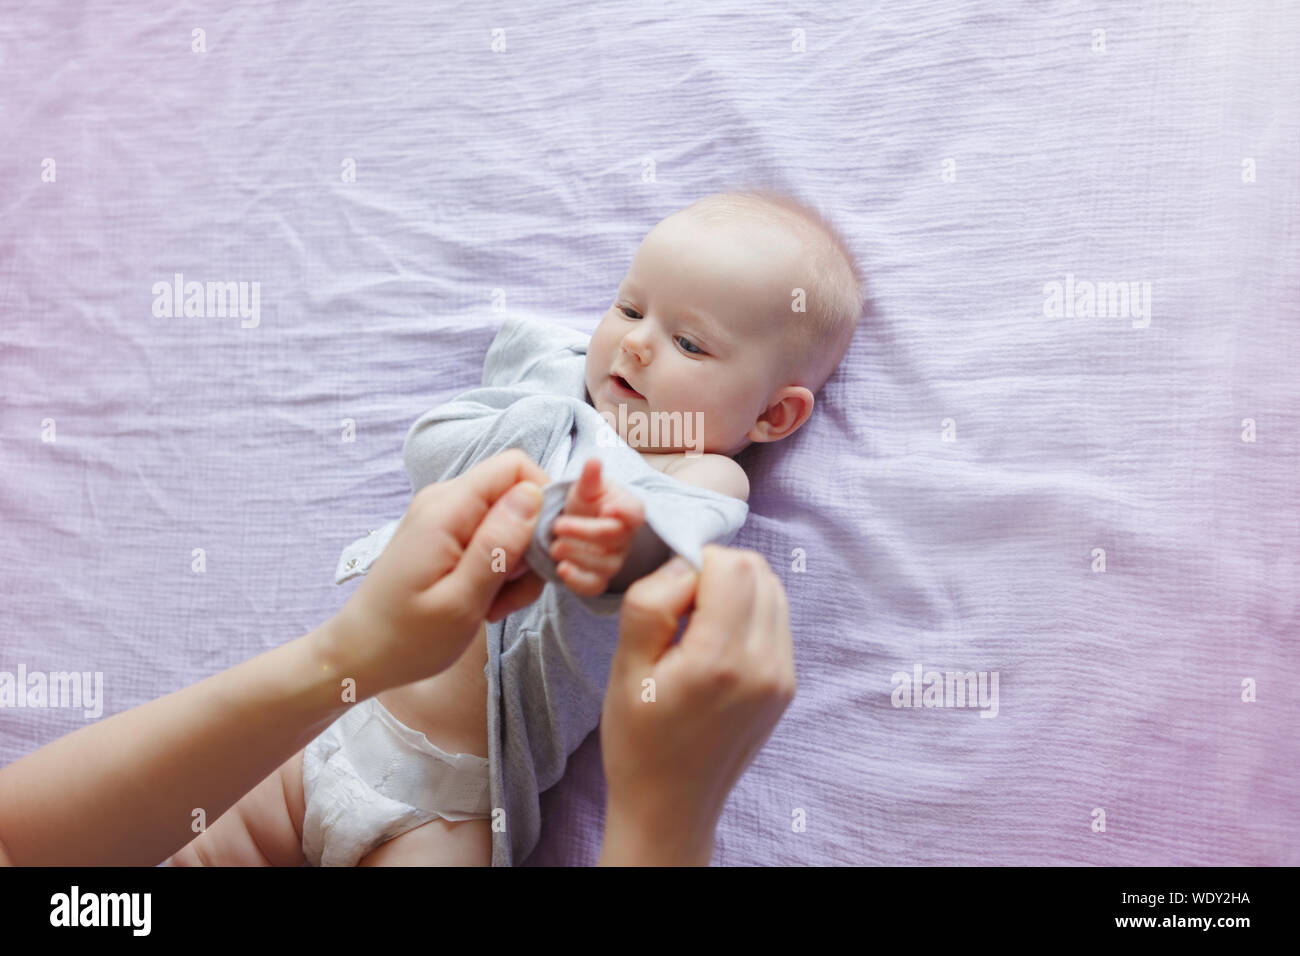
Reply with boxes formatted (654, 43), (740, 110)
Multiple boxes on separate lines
(334, 314), (749, 865)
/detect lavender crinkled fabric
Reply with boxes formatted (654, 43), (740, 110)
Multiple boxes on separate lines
(0, 0), (1296, 865)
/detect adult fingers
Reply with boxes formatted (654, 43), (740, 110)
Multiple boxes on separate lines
(616, 556), (699, 666)
(486, 569), (546, 623)
(683, 546), (762, 659)
(446, 478), (543, 624)
(434, 449), (550, 548)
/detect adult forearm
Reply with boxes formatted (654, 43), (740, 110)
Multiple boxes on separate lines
(0, 619), (357, 866)
(597, 798), (716, 867)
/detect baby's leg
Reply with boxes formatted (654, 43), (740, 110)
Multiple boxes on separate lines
(167, 624), (492, 867)
(358, 622), (493, 866)
(358, 816), (491, 866)
(165, 751), (307, 867)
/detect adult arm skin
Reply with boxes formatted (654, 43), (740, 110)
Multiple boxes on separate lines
(0, 454), (795, 867)
(0, 451), (548, 867)
(597, 546), (797, 866)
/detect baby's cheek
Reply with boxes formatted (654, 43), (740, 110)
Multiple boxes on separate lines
(676, 401), (723, 452)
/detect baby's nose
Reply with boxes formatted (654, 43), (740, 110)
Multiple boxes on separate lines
(621, 333), (650, 364)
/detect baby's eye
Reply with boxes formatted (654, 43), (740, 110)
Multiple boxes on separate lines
(676, 335), (704, 355)
(618, 304), (642, 319)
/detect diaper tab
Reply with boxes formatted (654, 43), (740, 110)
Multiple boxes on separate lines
(335, 519), (400, 584)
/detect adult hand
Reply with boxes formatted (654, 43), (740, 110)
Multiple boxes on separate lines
(598, 545), (797, 865)
(0, 449), (552, 867)
(326, 449), (549, 696)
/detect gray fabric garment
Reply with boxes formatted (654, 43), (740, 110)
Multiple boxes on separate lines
(334, 315), (748, 865)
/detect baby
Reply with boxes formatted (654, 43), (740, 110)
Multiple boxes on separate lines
(166, 188), (862, 867)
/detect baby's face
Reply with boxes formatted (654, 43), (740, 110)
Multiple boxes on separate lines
(585, 213), (805, 457)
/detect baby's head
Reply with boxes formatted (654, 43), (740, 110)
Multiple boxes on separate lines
(585, 188), (863, 457)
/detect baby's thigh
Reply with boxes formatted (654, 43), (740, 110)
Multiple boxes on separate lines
(167, 751), (307, 867)
(359, 816), (491, 867)
(376, 622), (490, 758)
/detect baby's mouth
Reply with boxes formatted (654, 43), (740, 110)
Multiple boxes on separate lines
(610, 374), (643, 399)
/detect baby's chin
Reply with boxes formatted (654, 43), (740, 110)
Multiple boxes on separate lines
(603, 407), (712, 456)
(618, 434), (690, 453)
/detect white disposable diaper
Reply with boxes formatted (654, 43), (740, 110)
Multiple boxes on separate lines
(301, 696), (491, 867)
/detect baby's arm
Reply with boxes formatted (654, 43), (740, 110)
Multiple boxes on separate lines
(548, 452), (747, 597)
(663, 453), (750, 501)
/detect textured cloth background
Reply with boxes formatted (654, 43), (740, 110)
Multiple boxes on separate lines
(1, 0), (1296, 865)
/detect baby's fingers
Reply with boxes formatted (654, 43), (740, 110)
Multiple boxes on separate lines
(600, 493), (645, 530)
(552, 515), (630, 548)
(549, 535), (622, 572)
(557, 560), (610, 596)
(564, 460), (605, 517)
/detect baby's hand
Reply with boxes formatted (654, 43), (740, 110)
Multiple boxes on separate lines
(549, 459), (645, 596)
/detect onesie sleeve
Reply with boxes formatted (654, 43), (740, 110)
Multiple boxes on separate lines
(400, 315), (590, 490)
(482, 315), (589, 390)
(336, 390), (581, 585)
(335, 315), (586, 585)
(521, 470), (749, 617)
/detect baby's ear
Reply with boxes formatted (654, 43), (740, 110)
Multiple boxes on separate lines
(747, 386), (814, 444)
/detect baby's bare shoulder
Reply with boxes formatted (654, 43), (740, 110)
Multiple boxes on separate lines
(664, 453), (749, 501)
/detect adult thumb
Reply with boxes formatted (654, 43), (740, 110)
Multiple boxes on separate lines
(453, 480), (543, 620)
(615, 556), (699, 667)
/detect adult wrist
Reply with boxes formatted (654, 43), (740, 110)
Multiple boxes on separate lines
(310, 611), (387, 701)
(599, 794), (716, 866)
